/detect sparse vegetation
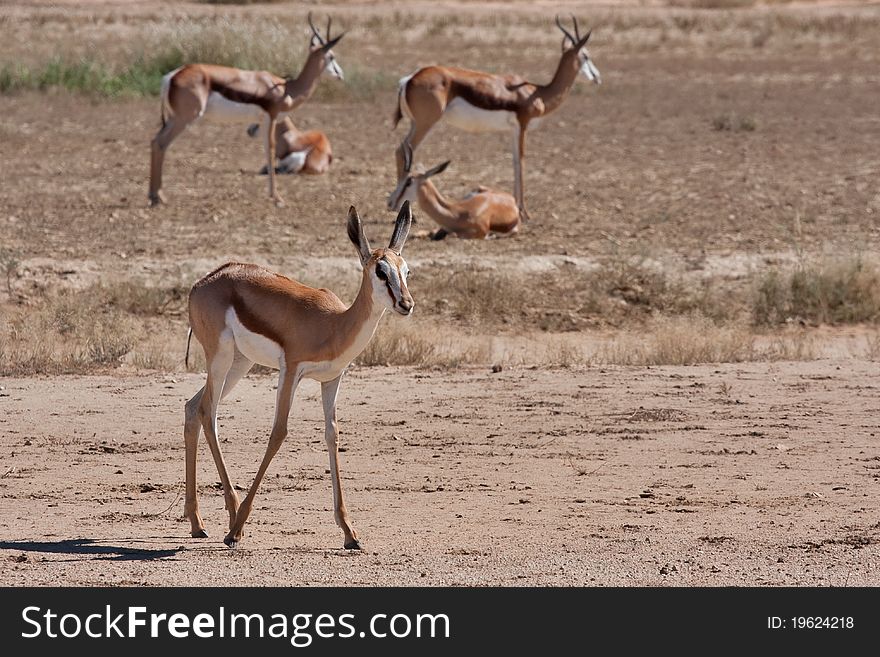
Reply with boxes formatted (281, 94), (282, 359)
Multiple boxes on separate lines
(356, 321), (489, 368)
(0, 19), (385, 101)
(0, 281), (187, 375)
(712, 113), (758, 132)
(3, 253), (874, 375)
(596, 315), (815, 366)
(753, 259), (880, 326)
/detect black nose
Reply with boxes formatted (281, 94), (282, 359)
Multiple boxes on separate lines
(398, 299), (413, 313)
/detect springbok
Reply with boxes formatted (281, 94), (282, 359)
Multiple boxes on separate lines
(183, 202), (414, 550)
(390, 16), (599, 221)
(246, 117), (333, 175)
(148, 13), (344, 207)
(388, 144), (519, 240)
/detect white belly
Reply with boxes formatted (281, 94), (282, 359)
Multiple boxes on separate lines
(202, 92), (266, 123)
(277, 150), (309, 173)
(444, 98), (517, 133)
(225, 307), (283, 368)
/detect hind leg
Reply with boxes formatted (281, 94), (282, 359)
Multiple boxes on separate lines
(149, 117), (188, 206)
(184, 387), (208, 537)
(197, 335), (243, 533)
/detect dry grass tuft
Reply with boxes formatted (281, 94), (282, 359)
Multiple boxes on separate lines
(596, 316), (816, 366)
(0, 281), (187, 375)
(598, 316), (754, 366)
(356, 321), (489, 368)
(753, 259), (880, 326)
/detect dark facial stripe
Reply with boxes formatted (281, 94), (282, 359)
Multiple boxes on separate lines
(385, 279), (397, 306)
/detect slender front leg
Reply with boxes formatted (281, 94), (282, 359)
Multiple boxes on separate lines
(224, 365), (299, 547)
(267, 115), (283, 207)
(321, 374), (360, 550)
(513, 125), (530, 222)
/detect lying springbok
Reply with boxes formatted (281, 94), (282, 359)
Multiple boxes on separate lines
(183, 202), (414, 550)
(388, 144), (519, 240)
(149, 13), (344, 207)
(390, 15), (600, 220)
(246, 117), (333, 175)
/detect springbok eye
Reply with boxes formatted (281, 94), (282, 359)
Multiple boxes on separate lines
(375, 266), (388, 281)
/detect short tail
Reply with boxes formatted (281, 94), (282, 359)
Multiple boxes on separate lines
(159, 67), (182, 128)
(392, 74), (412, 129)
(185, 327), (193, 369)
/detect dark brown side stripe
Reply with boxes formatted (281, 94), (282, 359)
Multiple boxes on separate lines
(210, 80), (277, 113)
(231, 291), (285, 347)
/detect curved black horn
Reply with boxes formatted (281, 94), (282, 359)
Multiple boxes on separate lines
(307, 11), (324, 43)
(571, 14), (581, 41)
(326, 15), (332, 42)
(555, 14), (576, 44)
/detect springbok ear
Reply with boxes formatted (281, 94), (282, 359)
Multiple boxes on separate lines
(388, 200), (412, 254)
(323, 33), (345, 51)
(425, 161), (451, 179)
(347, 206), (372, 266)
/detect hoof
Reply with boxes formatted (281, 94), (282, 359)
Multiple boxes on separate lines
(191, 529), (209, 539)
(148, 195), (164, 207)
(344, 539), (362, 551)
(430, 229), (449, 241)
(273, 198), (286, 209)
(223, 534), (240, 548)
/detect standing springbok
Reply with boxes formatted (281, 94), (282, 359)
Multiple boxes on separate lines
(149, 14), (344, 207)
(388, 144), (519, 240)
(390, 16), (600, 221)
(246, 117), (333, 175)
(183, 202), (413, 550)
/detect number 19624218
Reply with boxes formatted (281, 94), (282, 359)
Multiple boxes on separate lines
(768, 617), (854, 629)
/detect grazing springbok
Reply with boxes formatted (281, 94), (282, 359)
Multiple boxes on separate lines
(183, 202), (414, 550)
(390, 15), (600, 221)
(246, 117), (333, 175)
(149, 13), (344, 207)
(388, 144), (519, 240)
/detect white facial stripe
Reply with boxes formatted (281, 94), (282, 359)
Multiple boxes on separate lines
(374, 258), (407, 310)
(328, 57), (344, 79)
(580, 57), (601, 83)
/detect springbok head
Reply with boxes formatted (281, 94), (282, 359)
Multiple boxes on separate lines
(348, 202), (414, 316)
(556, 15), (600, 85)
(387, 143), (450, 211)
(308, 12), (345, 80)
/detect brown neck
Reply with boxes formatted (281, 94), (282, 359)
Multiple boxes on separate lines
(417, 181), (457, 223)
(330, 267), (384, 357)
(284, 50), (327, 102)
(536, 49), (580, 115)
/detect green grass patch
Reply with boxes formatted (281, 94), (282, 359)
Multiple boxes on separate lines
(0, 52), (186, 97)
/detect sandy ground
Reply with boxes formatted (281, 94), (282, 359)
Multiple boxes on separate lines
(2, 360), (879, 586)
